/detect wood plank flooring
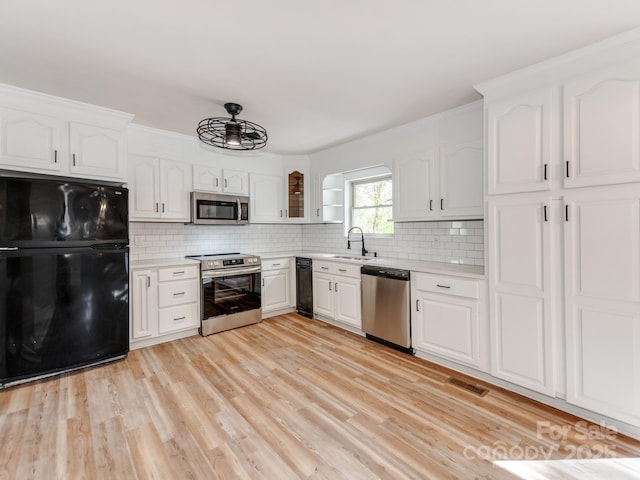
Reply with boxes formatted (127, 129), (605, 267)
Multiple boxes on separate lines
(1, 313), (640, 479)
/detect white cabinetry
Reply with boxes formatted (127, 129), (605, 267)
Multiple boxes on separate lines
(564, 61), (640, 188)
(129, 155), (192, 221)
(193, 165), (249, 195)
(393, 141), (483, 221)
(0, 85), (131, 181)
(313, 260), (361, 331)
(0, 107), (63, 173)
(250, 173), (285, 222)
(488, 195), (555, 395)
(486, 88), (553, 194)
(564, 185), (640, 425)
(393, 151), (437, 221)
(130, 263), (200, 349)
(0, 103), (130, 181)
(412, 272), (486, 369)
(261, 257), (295, 317)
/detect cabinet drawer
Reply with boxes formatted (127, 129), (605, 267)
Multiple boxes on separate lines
(158, 265), (199, 282)
(158, 280), (199, 307)
(262, 257), (291, 271)
(413, 272), (479, 299)
(314, 260), (361, 278)
(158, 303), (200, 334)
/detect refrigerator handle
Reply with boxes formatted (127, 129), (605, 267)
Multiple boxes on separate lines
(0, 247), (19, 251)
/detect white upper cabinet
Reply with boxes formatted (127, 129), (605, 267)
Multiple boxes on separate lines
(487, 89), (553, 194)
(439, 141), (483, 217)
(0, 85), (132, 181)
(393, 142), (482, 222)
(250, 172), (284, 223)
(393, 150), (437, 221)
(68, 122), (125, 180)
(129, 156), (191, 221)
(223, 168), (249, 195)
(564, 61), (640, 188)
(0, 107), (64, 173)
(564, 185), (640, 425)
(192, 164), (222, 192)
(193, 165), (248, 195)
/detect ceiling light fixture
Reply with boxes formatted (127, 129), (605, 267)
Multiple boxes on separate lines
(197, 102), (267, 150)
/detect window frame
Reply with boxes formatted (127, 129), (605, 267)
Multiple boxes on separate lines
(347, 174), (394, 237)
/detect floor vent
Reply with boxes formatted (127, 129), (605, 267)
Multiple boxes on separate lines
(446, 377), (489, 397)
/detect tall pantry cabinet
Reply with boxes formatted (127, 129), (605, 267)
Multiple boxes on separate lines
(478, 40), (640, 430)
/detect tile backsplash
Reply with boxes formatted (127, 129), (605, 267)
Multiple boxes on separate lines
(130, 220), (484, 266)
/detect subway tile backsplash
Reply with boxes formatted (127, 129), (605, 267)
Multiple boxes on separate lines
(129, 220), (484, 266)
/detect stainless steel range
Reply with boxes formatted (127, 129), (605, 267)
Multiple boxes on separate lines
(187, 253), (262, 336)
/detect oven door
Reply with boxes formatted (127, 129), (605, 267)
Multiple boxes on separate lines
(201, 267), (262, 334)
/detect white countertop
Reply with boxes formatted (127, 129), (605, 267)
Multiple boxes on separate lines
(132, 252), (484, 279)
(256, 251), (484, 279)
(130, 257), (201, 269)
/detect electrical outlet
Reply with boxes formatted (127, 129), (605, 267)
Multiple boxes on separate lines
(432, 237), (440, 247)
(133, 235), (143, 247)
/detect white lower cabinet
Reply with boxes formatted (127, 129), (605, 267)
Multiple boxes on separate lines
(411, 272), (486, 369)
(313, 261), (361, 330)
(564, 185), (640, 426)
(130, 262), (200, 349)
(488, 194), (555, 396)
(261, 257), (295, 317)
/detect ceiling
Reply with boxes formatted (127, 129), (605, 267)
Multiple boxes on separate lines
(1, 1), (640, 155)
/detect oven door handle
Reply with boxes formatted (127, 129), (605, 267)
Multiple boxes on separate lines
(202, 266), (262, 279)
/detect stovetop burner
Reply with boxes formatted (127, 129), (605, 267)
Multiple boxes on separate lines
(187, 252), (261, 271)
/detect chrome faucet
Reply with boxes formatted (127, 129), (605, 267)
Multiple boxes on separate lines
(347, 226), (368, 257)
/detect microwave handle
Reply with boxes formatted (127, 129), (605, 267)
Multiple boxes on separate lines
(237, 199), (241, 222)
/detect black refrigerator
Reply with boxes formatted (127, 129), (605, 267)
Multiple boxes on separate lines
(0, 176), (129, 388)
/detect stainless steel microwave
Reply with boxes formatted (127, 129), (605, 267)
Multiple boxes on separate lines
(190, 192), (249, 225)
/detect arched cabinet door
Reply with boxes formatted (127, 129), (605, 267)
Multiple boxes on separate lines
(486, 88), (553, 195)
(564, 60), (640, 188)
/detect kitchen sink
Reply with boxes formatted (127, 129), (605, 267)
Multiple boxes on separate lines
(332, 255), (375, 261)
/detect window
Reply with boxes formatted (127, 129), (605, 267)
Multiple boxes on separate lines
(350, 175), (393, 235)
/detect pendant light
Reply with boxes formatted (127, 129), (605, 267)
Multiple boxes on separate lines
(197, 102), (268, 150)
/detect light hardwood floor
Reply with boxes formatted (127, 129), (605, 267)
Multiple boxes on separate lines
(1, 313), (639, 479)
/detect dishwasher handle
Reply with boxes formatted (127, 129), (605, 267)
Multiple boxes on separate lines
(361, 265), (410, 281)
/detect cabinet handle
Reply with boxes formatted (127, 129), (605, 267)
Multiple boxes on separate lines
(338, 268), (347, 272)
(162, 203), (165, 213)
(216, 178), (219, 187)
(316, 208), (320, 217)
(544, 163), (548, 180)
(173, 316), (186, 322)
(155, 203), (159, 213)
(543, 205), (548, 222)
(54, 149), (58, 163)
(72, 153), (76, 166)
(147, 276), (150, 288)
(565, 205), (569, 222)
(436, 284), (451, 289)
(272, 263), (281, 267)
(440, 198), (444, 210)
(262, 278), (265, 287)
(429, 199), (433, 211)
(565, 160), (570, 178)
(321, 266), (329, 270)
(285, 209), (288, 217)
(172, 271), (185, 275)
(335, 282), (338, 292)
(329, 281), (332, 291)
(280, 210), (283, 217)
(224, 179), (228, 188)
(173, 292), (185, 296)
(416, 299), (420, 312)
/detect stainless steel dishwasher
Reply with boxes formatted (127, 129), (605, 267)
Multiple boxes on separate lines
(361, 265), (413, 354)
